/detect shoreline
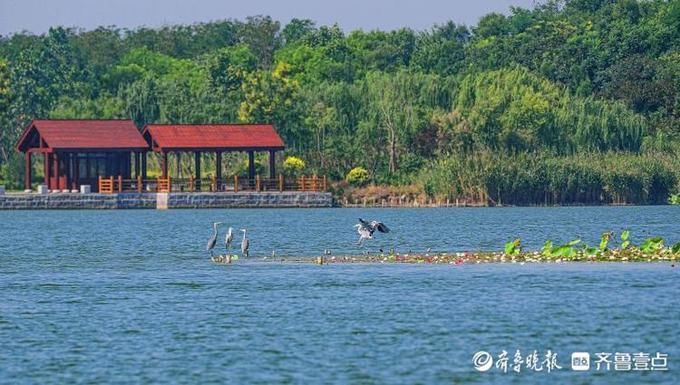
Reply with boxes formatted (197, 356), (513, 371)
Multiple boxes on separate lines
(2, 191), (674, 210)
(0, 191), (333, 209)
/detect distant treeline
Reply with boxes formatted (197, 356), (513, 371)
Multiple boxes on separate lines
(1, 0), (679, 204)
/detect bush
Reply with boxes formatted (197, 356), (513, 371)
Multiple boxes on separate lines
(0, 153), (24, 190)
(346, 167), (369, 187)
(670, 194), (680, 205)
(237, 158), (265, 177)
(283, 156), (305, 176)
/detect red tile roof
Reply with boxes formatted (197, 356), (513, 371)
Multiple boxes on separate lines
(143, 124), (285, 151)
(16, 119), (147, 151)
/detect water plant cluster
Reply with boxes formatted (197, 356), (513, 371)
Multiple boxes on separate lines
(265, 231), (680, 265)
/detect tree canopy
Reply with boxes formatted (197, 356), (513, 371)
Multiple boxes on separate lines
(1, 1), (679, 203)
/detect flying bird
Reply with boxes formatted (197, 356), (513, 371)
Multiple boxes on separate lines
(354, 218), (390, 245)
(240, 229), (250, 258)
(207, 222), (222, 257)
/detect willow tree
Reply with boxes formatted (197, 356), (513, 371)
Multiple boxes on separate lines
(361, 70), (448, 175)
(119, 77), (160, 129)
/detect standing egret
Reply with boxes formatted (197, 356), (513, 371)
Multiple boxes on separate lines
(224, 227), (234, 253)
(207, 222), (222, 256)
(240, 229), (249, 258)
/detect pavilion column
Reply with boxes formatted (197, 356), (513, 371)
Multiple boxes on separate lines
(194, 151), (202, 190)
(176, 152), (181, 178)
(134, 152), (140, 178)
(65, 153), (72, 190)
(44, 153), (50, 187)
(62, 154), (68, 190)
(52, 153), (59, 190)
(215, 152), (222, 182)
(248, 151), (255, 180)
(142, 152), (148, 179)
(269, 150), (276, 179)
(73, 154), (79, 190)
(24, 152), (32, 191)
(161, 152), (168, 178)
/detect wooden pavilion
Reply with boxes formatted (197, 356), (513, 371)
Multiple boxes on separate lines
(142, 123), (286, 191)
(16, 119), (325, 193)
(15, 120), (148, 192)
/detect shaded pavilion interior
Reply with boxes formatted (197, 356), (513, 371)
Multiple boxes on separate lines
(15, 120), (148, 192)
(142, 124), (285, 190)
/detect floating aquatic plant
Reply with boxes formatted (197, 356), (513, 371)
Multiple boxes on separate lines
(505, 239), (521, 256)
(621, 230), (631, 250)
(640, 237), (664, 253)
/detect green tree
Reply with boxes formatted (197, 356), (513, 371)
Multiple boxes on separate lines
(120, 77), (160, 128)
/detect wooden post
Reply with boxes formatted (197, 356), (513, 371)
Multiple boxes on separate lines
(323, 176), (327, 191)
(189, 176), (194, 192)
(248, 151), (255, 180)
(137, 175), (142, 193)
(194, 151), (201, 190)
(98, 176), (102, 193)
(212, 175), (217, 192)
(215, 152), (222, 184)
(300, 175), (305, 192)
(24, 152), (32, 190)
(175, 152), (181, 178)
(161, 152), (168, 178)
(44, 153), (50, 187)
(63, 153), (70, 190)
(73, 154), (80, 190)
(279, 174), (284, 192)
(269, 150), (276, 179)
(168, 176), (172, 193)
(53, 153), (60, 190)
(142, 152), (148, 179)
(134, 152), (140, 178)
(233, 175), (238, 193)
(117, 175), (122, 193)
(256, 175), (261, 192)
(313, 175), (318, 191)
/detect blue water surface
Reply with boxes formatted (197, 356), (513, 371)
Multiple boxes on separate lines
(1, 207), (679, 384)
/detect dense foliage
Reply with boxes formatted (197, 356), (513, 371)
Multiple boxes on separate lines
(1, 1), (679, 203)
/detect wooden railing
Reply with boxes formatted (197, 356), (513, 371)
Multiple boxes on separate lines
(98, 176), (114, 194)
(98, 175), (327, 193)
(98, 176), (172, 194)
(296, 175), (327, 192)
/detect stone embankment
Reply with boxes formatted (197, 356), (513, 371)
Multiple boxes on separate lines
(0, 191), (333, 209)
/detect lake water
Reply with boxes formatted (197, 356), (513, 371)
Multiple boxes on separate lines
(1, 207), (679, 384)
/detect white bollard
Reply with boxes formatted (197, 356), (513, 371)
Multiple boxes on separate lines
(37, 185), (48, 194)
(80, 185), (91, 194)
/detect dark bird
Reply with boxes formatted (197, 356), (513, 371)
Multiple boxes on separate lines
(207, 222), (222, 257)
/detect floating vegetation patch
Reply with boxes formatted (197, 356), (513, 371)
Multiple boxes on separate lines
(250, 231), (680, 265)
